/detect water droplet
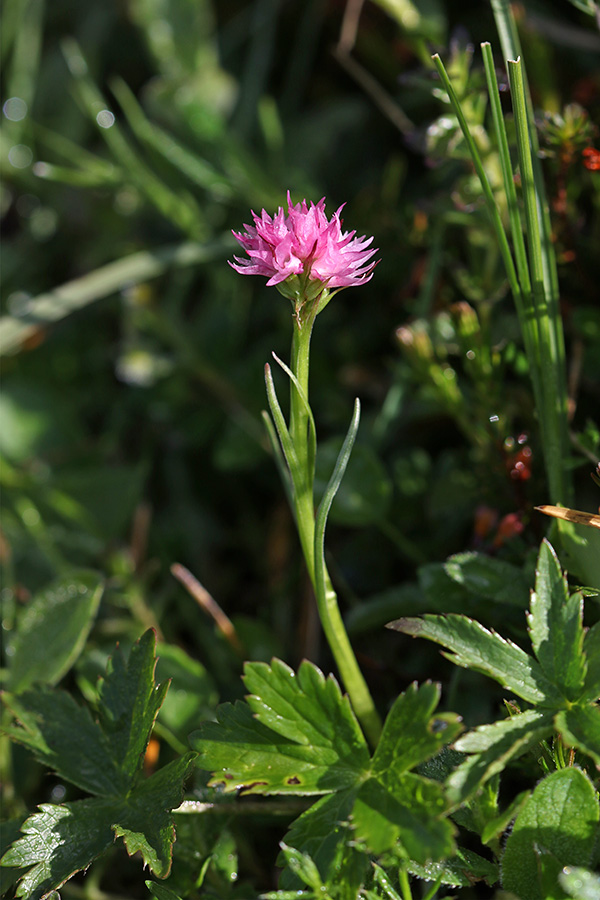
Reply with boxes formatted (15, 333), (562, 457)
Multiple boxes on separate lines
(22, 506), (40, 527)
(8, 144), (33, 169)
(466, 349), (476, 359)
(3, 97), (27, 121)
(96, 109), (115, 129)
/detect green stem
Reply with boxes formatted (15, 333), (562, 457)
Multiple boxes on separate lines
(290, 311), (318, 578)
(289, 311), (382, 747)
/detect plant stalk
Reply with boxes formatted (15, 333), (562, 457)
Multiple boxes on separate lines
(288, 309), (382, 747)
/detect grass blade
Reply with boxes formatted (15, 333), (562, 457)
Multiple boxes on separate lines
(271, 352), (317, 483)
(508, 58), (569, 504)
(431, 54), (521, 307)
(0, 240), (231, 355)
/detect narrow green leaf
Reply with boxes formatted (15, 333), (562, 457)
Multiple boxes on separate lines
(7, 570), (103, 693)
(279, 843), (325, 892)
(528, 540), (586, 699)
(191, 660), (369, 796)
(406, 847), (499, 888)
(447, 709), (554, 804)
(272, 351), (317, 482)
(388, 614), (561, 705)
(480, 790), (530, 845)
(371, 681), (462, 776)
(556, 705), (600, 766)
(507, 57), (569, 505)
(264, 363), (302, 490)
(502, 767), (599, 900)
(314, 399), (361, 544)
(0, 240), (231, 356)
(146, 882), (185, 900)
(480, 41), (531, 301)
(431, 53), (521, 305)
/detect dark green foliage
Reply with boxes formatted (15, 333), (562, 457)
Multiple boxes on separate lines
(1, 632), (195, 898)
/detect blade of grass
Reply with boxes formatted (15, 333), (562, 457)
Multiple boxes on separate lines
(34, 124), (126, 181)
(490, 0), (567, 427)
(480, 43), (531, 302)
(508, 58), (569, 504)
(5, 0), (44, 140)
(61, 39), (205, 239)
(261, 410), (294, 508)
(431, 54), (521, 306)
(0, 239), (231, 355)
(271, 352), (317, 484)
(480, 42), (545, 417)
(312, 400), (382, 747)
(264, 363), (303, 498)
(109, 78), (233, 201)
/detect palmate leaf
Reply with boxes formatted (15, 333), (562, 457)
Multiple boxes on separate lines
(1, 631), (195, 898)
(193, 668), (461, 880)
(389, 541), (599, 802)
(3, 630), (169, 796)
(192, 659), (370, 795)
(1, 756), (194, 900)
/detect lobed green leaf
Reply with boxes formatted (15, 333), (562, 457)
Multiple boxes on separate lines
(528, 540), (586, 700)
(0, 754), (194, 899)
(2, 688), (128, 796)
(388, 614), (561, 706)
(191, 696), (361, 796)
(447, 709), (554, 804)
(96, 629), (169, 784)
(370, 681), (462, 777)
(243, 659), (369, 766)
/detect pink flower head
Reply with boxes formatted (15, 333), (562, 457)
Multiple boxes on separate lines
(229, 193), (378, 298)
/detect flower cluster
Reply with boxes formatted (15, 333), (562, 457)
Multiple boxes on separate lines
(230, 193), (378, 297)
